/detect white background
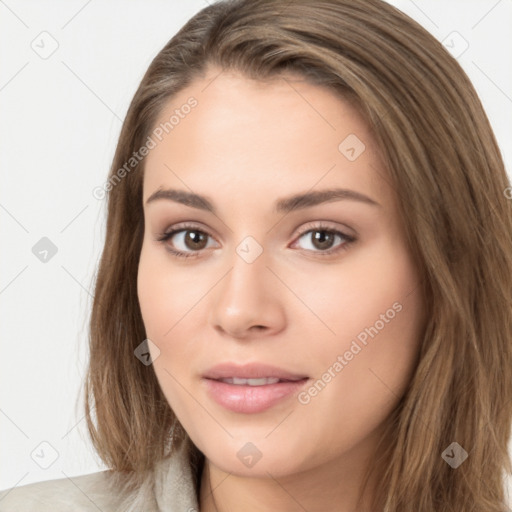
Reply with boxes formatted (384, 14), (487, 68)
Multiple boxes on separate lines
(1, 0), (511, 498)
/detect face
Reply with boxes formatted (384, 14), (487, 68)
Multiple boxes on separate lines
(137, 65), (426, 479)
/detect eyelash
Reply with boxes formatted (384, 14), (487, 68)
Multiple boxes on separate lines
(155, 222), (356, 259)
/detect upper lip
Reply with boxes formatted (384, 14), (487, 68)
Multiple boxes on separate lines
(203, 362), (308, 381)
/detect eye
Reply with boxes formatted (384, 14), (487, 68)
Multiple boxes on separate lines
(155, 222), (217, 259)
(155, 222), (356, 259)
(292, 223), (356, 256)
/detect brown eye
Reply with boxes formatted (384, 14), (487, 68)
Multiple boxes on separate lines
(158, 228), (214, 254)
(154, 221), (218, 259)
(181, 230), (209, 250)
(294, 227), (355, 255)
(310, 230), (337, 251)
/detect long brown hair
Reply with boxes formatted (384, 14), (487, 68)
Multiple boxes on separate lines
(84, 1), (512, 510)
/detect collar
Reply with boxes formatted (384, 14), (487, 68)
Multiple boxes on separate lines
(153, 437), (200, 511)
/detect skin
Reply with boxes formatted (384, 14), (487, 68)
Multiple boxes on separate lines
(137, 64), (427, 512)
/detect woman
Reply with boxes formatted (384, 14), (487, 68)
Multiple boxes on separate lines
(2, 0), (511, 510)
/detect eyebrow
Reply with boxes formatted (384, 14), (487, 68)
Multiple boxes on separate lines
(145, 187), (381, 214)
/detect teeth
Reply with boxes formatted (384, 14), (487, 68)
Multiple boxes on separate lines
(219, 377), (281, 386)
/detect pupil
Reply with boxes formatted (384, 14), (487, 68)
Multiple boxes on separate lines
(313, 231), (333, 250)
(186, 230), (207, 250)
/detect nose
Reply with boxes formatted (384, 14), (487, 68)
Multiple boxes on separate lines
(208, 242), (286, 340)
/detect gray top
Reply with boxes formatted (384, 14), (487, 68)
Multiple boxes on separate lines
(0, 440), (199, 511)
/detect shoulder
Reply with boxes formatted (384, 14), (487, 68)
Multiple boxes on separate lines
(0, 438), (199, 511)
(0, 470), (125, 511)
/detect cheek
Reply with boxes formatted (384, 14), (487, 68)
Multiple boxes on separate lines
(292, 232), (423, 354)
(136, 241), (214, 395)
(137, 244), (194, 408)
(137, 242), (200, 341)
(137, 261), (168, 341)
(297, 236), (425, 443)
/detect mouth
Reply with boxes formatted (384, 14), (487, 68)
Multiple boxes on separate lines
(202, 362), (309, 382)
(210, 376), (307, 386)
(201, 362), (310, 413)
(202, 377), (310, 414)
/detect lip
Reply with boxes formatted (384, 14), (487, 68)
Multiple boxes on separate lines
(202, 377), (310, 414)
(202, 362), (308, 381)
(201, 362), (310, 414)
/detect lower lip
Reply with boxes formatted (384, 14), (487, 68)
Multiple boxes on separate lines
(202, 378), (310, 414)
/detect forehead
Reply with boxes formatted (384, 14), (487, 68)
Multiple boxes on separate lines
(142, 68), (395, 216)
